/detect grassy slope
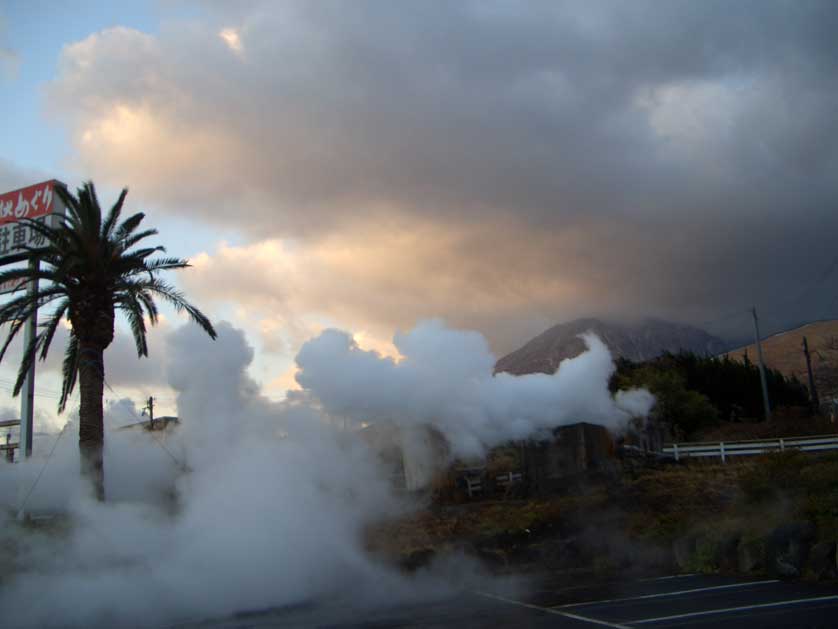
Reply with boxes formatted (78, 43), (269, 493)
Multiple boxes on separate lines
(725, 320), (838, 400)
(367, 452), (838, 576)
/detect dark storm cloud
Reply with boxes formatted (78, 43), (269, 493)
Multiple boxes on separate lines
(46, 1), (838, 347)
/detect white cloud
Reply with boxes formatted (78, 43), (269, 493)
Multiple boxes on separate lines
(38, 2), (838, 344)
(219, 27), (243, 55)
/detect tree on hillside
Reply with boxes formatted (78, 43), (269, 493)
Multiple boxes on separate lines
(0, 182), (216, 499)
(612, 351), (811, 439)
(613, 362), (719, 440)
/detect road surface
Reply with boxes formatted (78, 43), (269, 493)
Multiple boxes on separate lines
(168, 572), (838, 628)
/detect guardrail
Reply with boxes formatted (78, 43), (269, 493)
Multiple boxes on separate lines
(662, 433), (838, 463)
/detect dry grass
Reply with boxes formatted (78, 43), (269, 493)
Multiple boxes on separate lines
(367, 451), (838, 572)
(725, 320), (838, 400)
(697, 413), (837, 442)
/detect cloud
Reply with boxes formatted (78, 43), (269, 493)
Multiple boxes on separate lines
(0, 159), (50, 193)
(0, 15), (18, 82)
(0, 47), (17, 81)
(33, 318), (171, 392)
(179, 228), (591, 355)
(43, 2), (838, 343)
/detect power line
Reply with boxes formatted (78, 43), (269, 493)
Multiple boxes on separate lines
(126, 401), (190, 473)
(702, 253), (838, 335)
(15, 422), (68, 519)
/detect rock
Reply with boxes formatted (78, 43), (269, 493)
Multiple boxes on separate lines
(673, 535), (696, 571)
(716, 531), (741, 573)
(775, 548), (802, 578)
(807, 541), (837, 580)
(771, 521), (816, 544)
(473, 546), (507, 568)
(768, 522), (815, 578)
(400, 548), (436, 572)
(738, 537), (765, 573)
(540, 536), (584, 570)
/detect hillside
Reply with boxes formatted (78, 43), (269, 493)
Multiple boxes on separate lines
(724, 320), (838, 403)
(495, 318), (726, 376)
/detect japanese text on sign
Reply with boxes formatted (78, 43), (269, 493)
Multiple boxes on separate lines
(0, 180), (65, 262)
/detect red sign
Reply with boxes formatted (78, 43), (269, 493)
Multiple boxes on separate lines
(0, 180), (66, 263)
(0, 180), (63, 226)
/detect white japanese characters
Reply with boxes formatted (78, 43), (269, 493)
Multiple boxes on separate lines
(0, 181), (61, 260)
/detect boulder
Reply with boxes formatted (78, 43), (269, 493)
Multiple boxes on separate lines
(768, 522), (815, 578)
(400, 548), (436, 572)
(716, 531), (741, 573)
(539, 536), (584, 570)
(738, 537), (765, 574)
(672, 535), (696, 571)
(807, 541), (837, 580)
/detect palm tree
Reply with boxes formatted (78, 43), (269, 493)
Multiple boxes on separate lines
(0, 181), (216, 499)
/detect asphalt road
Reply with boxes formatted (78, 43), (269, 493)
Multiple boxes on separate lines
(174, 573), (838, 628)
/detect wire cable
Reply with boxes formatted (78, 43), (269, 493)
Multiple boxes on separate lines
(15, 422), (68, 518)
(125, 406), (190, 473)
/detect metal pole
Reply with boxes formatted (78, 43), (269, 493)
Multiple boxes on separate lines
(802, 336), (819, 410)
(19, 257), (38, 458)
(751, 307), (772, 422)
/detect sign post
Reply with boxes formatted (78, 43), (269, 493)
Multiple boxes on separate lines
(18, 258), (38, 458)
(0, 180), (66, 458)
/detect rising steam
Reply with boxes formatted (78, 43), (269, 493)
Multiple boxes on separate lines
(295, 319), (653, 457)
(0, 320), (651, 626)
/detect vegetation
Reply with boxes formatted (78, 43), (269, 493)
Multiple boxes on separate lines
(369, 452), (838, 578)
(0, 181), (216, 499)
(613, 352), (810, 439)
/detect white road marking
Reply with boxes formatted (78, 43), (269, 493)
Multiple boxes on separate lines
(638, 574), (697, 582)
(554, 579), (778, 608)
(629, 594), (838, 624)
(475, 591), (631, 629)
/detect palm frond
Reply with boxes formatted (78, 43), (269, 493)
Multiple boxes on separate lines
(114, 213), (146, 241)
(141, 279), (217, 339)
(117, 228), (158, 251)
(13, 324), (48, 396)
(120, 297), (149, 357)
(0, 182), (216, 414)
(101, 188), (128, 240)
(77, 181), (102, 236)
(136, 257), (191, 273)
(38, 301), (69, 362)
(58, 333), (79, 413)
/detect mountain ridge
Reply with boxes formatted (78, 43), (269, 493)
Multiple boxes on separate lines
(495, 317), (727, 376)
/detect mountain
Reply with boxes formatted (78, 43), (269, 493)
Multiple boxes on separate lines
(724, 320), (838, 402)
(495, 318), (727, 376)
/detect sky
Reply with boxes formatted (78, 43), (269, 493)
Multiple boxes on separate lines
(1, 0), (838, 428)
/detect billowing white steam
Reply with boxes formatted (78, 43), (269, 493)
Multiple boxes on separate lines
(0, 319), (651, 626)
(295, 319), (653, 458)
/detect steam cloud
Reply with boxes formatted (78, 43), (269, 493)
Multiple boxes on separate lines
(0, 320), (651, 626)
(295, 319), (653, 458)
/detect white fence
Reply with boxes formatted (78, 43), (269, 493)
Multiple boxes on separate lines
(662, 434), (838, 463)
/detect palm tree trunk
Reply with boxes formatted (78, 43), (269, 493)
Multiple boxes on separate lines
(78, 343), (105, 501)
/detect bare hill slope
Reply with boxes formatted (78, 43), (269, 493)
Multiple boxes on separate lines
(495, 318), (726, 376)
(725, 320), (838, 401)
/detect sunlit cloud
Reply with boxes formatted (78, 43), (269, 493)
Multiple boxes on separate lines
(41, 2), (838, 347)
(219, 27), (243, 55)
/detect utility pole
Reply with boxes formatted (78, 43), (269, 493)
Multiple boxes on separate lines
(802, 336), (820, 410)
(751, 307), (772, 422)
(143, 396), (155, 430)
(19, 257), (39, 458)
